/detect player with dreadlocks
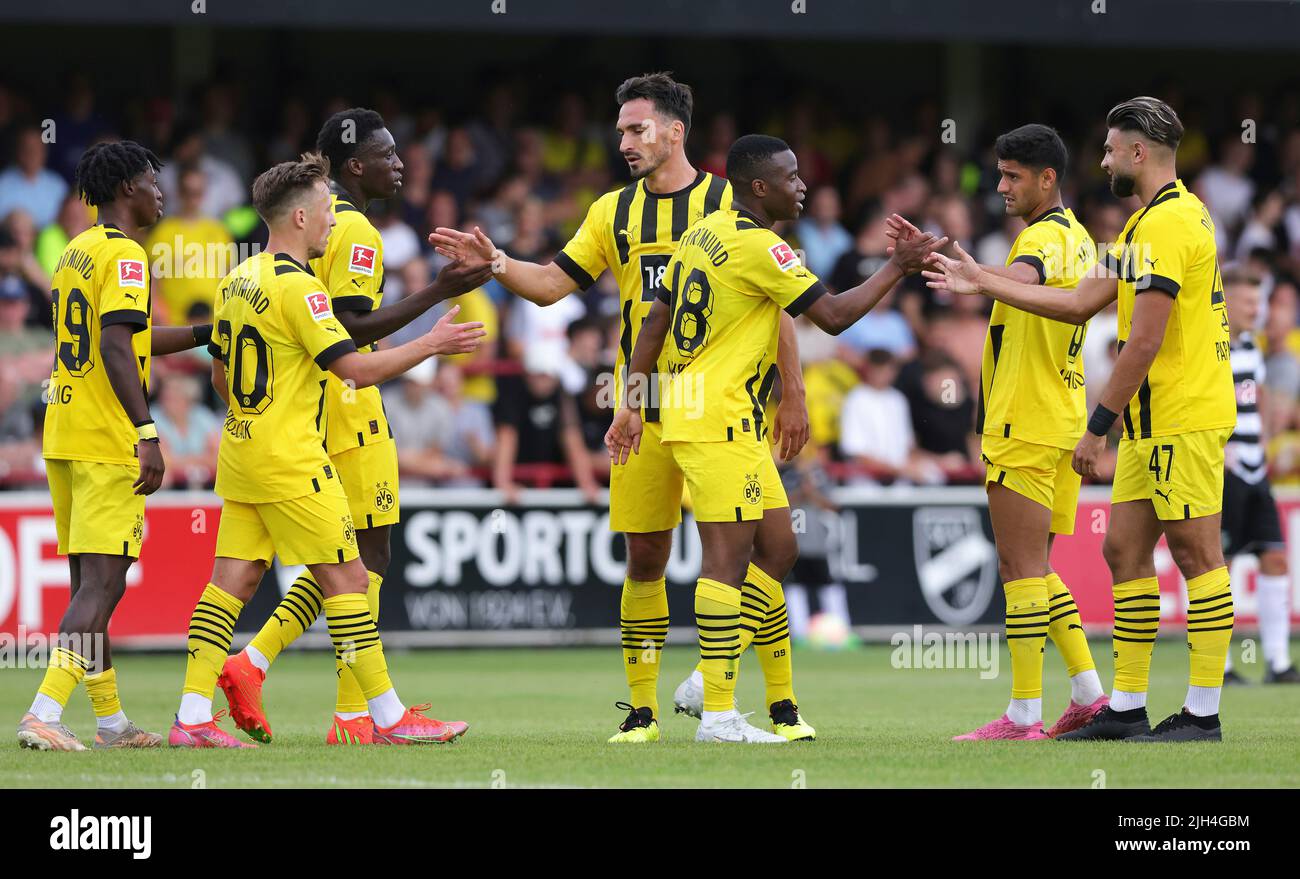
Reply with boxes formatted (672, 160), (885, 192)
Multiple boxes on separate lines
(17, 141), (213, 751)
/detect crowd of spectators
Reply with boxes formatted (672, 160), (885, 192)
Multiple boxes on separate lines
(4, 77), (1300, 492)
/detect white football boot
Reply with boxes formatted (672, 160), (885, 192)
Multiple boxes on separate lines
(674, 669), (738, 718)
(695, 709), (788, 743)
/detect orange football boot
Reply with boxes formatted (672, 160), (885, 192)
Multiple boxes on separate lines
(326, 714), (375, 745)
(217, 652), (272, 743)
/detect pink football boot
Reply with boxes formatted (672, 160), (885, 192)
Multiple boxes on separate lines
(953, 714), (1049, 741)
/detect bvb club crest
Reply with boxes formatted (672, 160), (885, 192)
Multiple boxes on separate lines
(343, 518), (357, 546)
(374, 480), (395, 513)
(132, 514), (144, 543)
(743, 472), (762, 505)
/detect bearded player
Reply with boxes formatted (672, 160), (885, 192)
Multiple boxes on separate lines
(891, 124), (1108, 740)
(432, 73), (817, 743)
(926, 98), (1237, 742)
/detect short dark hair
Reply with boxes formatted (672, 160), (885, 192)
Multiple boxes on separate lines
(615, 72), (694, 136)
(994, 123), (1068, 178)
(74, 141), (162, 207)
(726, 134), (790, 187)
(1107, 96), (1184, 150)
(251, 153), (330, 222)
(316, 108), (387, 175)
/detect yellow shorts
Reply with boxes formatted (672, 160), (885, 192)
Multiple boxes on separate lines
(610, 420), (685, 533)
(215, 479), (360, 567)
(1112, 428), (1230, 521)
(332, 441), (400, 529)
(46, 459), (145, 557)
(668, 437), (788, 523)
(981, 435), (1081, 535)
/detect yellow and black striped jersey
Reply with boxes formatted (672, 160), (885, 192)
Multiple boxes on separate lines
(554, 169), (730, 419)
(43, 223), (153, 465)
(1103, 179), (1235, 438)
(211, 251), (357, 503)
(658, 208), (826, 444)
(309, 192), (391, 455)
(979, 206), (1096, 449)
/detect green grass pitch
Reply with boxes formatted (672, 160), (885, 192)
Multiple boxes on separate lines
(2, 642), (1297, 788)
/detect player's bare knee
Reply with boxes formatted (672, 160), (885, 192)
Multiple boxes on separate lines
(752, 535), (798, 581)
(358, 532), (391, 579)
(1168, 538), (1224, 581)
(1260, 549), (1288, 576)
(625, 531), (672, 582)
(997, 552), (1047, 584)
(1101, 531), (1129, 574)
(209, 558), (265, 603)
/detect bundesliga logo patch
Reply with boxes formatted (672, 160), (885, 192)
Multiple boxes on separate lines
(768, 242), (798, 271)
(349, 244), (376, 276)
(118, 259), (146, 288)
(306, 291), (332, 321)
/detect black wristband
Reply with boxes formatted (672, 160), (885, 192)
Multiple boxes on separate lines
(1087, 404), (1119, 437)
(193, 323), (213, 347)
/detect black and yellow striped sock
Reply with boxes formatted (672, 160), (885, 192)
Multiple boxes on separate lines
(84, 667), (122, 720)
(748, 565), (796, 707)
(325, 592), (393, 700)
(619, 577), (668, 717)
(689, 566), (782, 679)
(1112, 576), (1160, 694)
(1004, 577), (1049, 699)
(696, 578), (741, 713)
(36, 645), (90, 708)
(1186, 567), (1234, 687)
(336, 571), (383, 714)
(248, 574), (323, 666)
(182, 584), (243, 698)
(1046, 572), (1096, 676)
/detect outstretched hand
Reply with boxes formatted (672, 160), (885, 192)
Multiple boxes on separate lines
(424, 304), (488, 356)
(884, 212), (949, 274)
(921, 241), (984, 296)
(429, 226), (501, 272)
(433, 252), (496, 297)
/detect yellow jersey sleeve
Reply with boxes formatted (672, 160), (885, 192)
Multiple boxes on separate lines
(1130, 210), (1188, 298)
(98, 237), (150, 329)
(554, 192), (611, 290)
(323, 213), (384, 314)
(1008, 222), (1060, 285)
(738, 228), (826, 315)
(283, 275), (358, 369)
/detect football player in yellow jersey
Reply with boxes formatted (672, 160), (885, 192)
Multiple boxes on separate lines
(17, 142), (218, 752)
(217, 109), (492, 746)
(433, 74), (817, 743)
(170, 155), (485, 748)
(926, 98), (1236, 743)
(890, 125), (1107, 741)
(607, 135), (945, 742)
